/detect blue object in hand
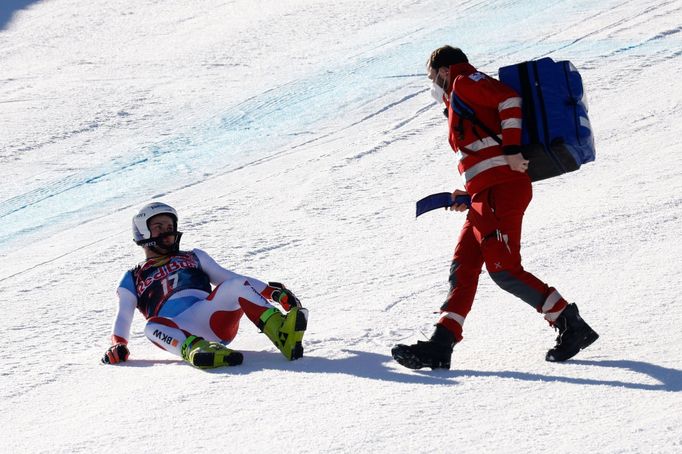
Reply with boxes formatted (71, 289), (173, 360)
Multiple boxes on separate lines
(416, 192), (471, 217)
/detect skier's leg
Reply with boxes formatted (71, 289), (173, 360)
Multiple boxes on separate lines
(144, 316), (189, 357)
(206, 277), (307, 360)
(144, 316), (243, 368)
(166, 283), (244, 344)
(149, 285), (248, 367)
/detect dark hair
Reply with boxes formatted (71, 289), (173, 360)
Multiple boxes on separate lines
(427, 46), (468, 70)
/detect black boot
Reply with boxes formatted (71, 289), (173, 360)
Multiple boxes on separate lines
(392, 324), (456, 370)
(546, 303), (599, 362)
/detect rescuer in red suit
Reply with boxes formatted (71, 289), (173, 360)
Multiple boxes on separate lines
(392, 46), (598, 369)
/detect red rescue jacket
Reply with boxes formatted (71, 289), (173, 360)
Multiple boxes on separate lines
(445, 62), (529, 195)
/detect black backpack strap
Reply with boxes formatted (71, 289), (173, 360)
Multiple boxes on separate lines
(450, 92), (503, 146)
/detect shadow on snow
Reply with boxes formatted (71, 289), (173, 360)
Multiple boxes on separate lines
(445, 358), (682, 392)
(126, 350), (682, 391)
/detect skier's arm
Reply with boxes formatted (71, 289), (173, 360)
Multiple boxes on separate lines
(102, 273), (136, 365)
(111, 286), (136, 344)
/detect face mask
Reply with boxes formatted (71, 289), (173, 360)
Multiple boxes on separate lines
(430, 82), (445, 103)
(429, 72), (448, 104)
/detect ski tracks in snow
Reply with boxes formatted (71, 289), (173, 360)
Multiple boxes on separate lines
(3, 2), (682, 452)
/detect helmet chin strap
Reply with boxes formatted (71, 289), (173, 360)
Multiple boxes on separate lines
(149, 244), (177, 255)
(138, 231), (183, 255)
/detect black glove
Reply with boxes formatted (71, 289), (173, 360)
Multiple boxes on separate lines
(268, 282), (302, 310)
(102, 343), (130, 364)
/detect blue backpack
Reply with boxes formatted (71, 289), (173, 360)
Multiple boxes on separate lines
(451, 57), (596, 182)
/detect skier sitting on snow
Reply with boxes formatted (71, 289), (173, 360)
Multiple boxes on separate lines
(101, 202), (307, 368)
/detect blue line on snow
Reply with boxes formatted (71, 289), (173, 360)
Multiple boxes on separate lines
(2, 0), (677, 253)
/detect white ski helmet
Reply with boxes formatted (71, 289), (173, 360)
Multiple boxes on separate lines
(132, 202), (182, 250)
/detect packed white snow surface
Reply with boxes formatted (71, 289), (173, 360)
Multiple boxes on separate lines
(1, 0), (681, 452)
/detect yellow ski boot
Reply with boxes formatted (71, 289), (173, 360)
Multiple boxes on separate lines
(180, 335), (243, 368)
(258, 307), (308, 360)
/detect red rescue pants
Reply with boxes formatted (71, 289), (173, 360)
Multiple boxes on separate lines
(438, 178), (567, 341)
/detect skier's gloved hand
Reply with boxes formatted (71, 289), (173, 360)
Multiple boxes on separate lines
(102, 343), (130, 365)
(268, 282), (302, 311)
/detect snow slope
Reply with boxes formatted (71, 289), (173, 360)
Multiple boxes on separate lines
(1, 0), (681, 452)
